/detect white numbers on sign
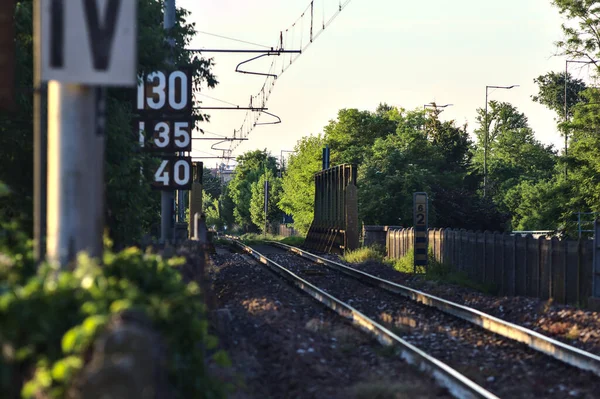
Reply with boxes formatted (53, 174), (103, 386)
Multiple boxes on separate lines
(169, 71), (188, 110)
(147, 72), (167, 109)
(154, 122), (170, 148)
(153, 159), (191, 188)
(173, 160), (190, 186)
(174, 121), (190, 148)
(137, 71), (189, 111)
(154, 160), (169, 185)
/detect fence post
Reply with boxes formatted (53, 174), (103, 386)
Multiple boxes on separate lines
(593, 220), (600, 297)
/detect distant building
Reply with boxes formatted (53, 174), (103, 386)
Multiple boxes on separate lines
(210, 163), (235, 184)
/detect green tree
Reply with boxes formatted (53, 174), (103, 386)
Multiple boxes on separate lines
(227, 150), (278, 231)
(202, 167), (222, 199)
(564, 88), (600, 215)
(279, 135), (326, 234)
(324, 106), (397, 165)
(361, 107), (506, 231)
(219, 183), (236, 231)
(358, 109), (441, 225)
(472, 101), (557, 209)
(249, 171), (283, 232)
(504, 177), (571, 231)
(552, 0), (600, 66)
(532, 71), (587, 120)
(203, 192), (222, 230)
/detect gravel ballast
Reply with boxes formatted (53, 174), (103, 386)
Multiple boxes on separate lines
(327, 255), (600, 356)
(207, 249), (452, 399)
(267, 251), (600, 399)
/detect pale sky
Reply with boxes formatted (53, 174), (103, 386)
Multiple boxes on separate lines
(177, 0), (595, 168)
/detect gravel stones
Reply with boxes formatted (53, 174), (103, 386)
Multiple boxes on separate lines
(207, 251), (451, 399)
(269, 252), (600, 399)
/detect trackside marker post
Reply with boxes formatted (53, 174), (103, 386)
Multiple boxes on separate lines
(40, 0), (137, 267)
(413, 192), (428, 273)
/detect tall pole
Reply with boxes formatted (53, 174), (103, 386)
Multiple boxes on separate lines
(42, 2), (105, 267)
(484, 88), (488, 198)
(564, 60), (568, 179)
(264, 179), (269, 238)
(46, 83), (104, 267)
(161, 0), (176, 243)
(33, 0), (48, 265)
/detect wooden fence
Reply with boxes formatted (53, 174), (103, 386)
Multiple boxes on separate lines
(387, 227), (595, 306)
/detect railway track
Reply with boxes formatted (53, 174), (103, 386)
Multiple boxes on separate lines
(230, 239), (600, 399)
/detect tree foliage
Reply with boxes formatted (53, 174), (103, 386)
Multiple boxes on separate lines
(472, 101), (558, 213)
(249, 171), (283, 232)
(552, 0), (600, 65)
(564, 88), (600, 214)
(324, 105), (397, 165)
(532, 71), (587, 120)
(227, 150), (278, 231)
(278, 135), (326, 234)
(202, 167), (222, 199)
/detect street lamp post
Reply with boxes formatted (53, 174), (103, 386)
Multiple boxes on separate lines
(484, 85), (518, 198)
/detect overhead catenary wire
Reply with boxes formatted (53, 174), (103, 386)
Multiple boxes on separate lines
(198, 92), (241, 107)
(220, 0), (353, 163)
(197, 30), (272, 49)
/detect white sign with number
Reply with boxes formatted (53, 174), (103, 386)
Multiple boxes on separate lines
(41, 0), (137, 86)
(136, 70), (192, 113)
(152, 157), (192, 190)
(138, 120), (192, 152)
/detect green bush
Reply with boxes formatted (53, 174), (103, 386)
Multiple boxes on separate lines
(386, 250), (497, 294)
(342, 246), (385, 264)
(0, 247), (229, 398)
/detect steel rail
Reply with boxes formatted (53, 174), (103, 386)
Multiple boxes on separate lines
(228, 239), (498, 399)
(269, 241), (600, 377)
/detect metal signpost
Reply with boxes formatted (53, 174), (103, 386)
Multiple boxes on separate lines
(264, 180), (270, 237)
(134, 68), (194, 242)
(593, 220), (600, 298)
(38, 0), (137, 267)
(413, 192), (429, 273)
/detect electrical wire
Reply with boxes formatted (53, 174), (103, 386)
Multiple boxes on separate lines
(221, 0), (353, 163)
(197, 93), (241, 107)
(197, 30), (272, 49)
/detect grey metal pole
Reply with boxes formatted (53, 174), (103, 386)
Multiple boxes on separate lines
(484, 87), (488, 198)
(33, 0), (48, 266)
(564, 60), (568, 179)
(264, 179), (269, 237)
(161, 0), (176, 243)
(46, 82), (103, 267)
